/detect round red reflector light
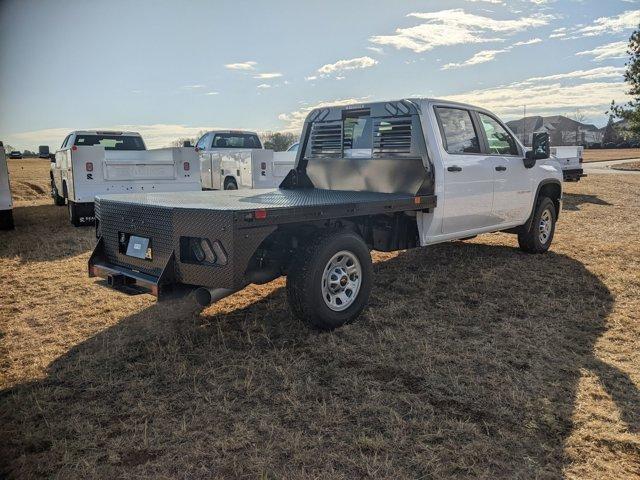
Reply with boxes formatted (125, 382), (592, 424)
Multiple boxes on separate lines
(72, 145), (78, 151)
(184, 161), (190, 171)
(260, 162), (267, 170)
(86, 162), (93, 172)
(255, 209), (267, 220)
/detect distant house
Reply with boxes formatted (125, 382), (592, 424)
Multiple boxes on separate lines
(506, 115), (603, 147)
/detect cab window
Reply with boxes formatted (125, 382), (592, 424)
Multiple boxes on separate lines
(435, 107), (481, 155)
(196, 133), (212, 150)
(478, 113), (519, 155)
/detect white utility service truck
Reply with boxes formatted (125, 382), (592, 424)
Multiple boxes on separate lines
(89, 99), (562, 330)
(551, 146), (584, 182)
(196, 130), (295, 190)
(0, 142), (14, 230)
(51, 131), (201, 226)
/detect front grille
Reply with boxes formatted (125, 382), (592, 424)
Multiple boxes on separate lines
(96, 199), (174, 276)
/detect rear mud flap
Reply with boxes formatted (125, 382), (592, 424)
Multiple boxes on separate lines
(88, 237), (178, 299)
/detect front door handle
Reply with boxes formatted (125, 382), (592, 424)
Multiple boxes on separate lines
(495, 166), (507, 171)
(447, 165), (462, 172)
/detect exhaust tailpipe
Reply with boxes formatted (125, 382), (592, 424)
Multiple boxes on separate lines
(194, 287), (235, 306)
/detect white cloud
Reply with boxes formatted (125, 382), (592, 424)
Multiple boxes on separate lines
(205, 91), (219, 96)
(278, 97), (372, 131)
(369, 9), (550, 53)
(521, 66), (625, 83)
(442, 49), (507, 69)
(256, 84), (271, 89)
(443, 67), (629, 120)
(575, 10), (640, 37)
(181, 84), (205, 89)
(317, 56), (378, 74)
(225, 61), (257, 70)
(304, 75), (318, 81)
(513, 37), (542, 46)
(576, 41), (628, 61)
(253, 72), (282, 79)
(441, 37), (541, 70)
(549, 32), (566, 39)
(366, 46), (385, 54)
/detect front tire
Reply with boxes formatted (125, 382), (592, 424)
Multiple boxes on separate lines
(51, 178), (65, 206)
(518, 197), (556, 253)
(286, 231), (373, 330)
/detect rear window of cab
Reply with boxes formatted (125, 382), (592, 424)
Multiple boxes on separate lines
(74, 135), (145, 150)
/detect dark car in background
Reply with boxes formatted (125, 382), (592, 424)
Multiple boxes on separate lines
(9, 151), (22, 159)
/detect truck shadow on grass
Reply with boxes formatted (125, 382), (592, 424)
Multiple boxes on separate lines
(1, 243), (638, 478)
(562, 192), (613, 211)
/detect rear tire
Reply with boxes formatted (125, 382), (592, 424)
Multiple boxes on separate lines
(286, 230), (373, 330)
(224, 178), (238, 190)
(68, 201), (80, 227)
(51, 179), (65, 206)
(0, 209), (14, 230)
(518, 196), (556, 253)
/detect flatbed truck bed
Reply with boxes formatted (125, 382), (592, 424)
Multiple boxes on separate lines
(90, 188), (436, 299)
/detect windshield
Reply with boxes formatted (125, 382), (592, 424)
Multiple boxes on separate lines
(74, 135), (145, 150)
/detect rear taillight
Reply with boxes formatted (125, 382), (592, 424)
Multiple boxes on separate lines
(86, 162), (93, 172)
(260, 162), (267, 170)
(72, 145), (78, 151)
(183, 161), (190, 171)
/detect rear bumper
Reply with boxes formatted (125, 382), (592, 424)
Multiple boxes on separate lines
(563, 168), (585, 181)
(88, 237), (176, 298)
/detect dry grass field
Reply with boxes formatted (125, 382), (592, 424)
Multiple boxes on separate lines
(1, 159), (639, 479)
(582, 148), (640, 163)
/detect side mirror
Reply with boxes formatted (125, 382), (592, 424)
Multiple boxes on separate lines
(183, 140), (192, 148)
(524, 132), (550, 168)
(50, 154), (56, 162)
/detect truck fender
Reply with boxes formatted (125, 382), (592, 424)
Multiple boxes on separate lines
(522, 179), (562, 232)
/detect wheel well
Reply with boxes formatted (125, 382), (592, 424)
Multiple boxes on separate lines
(538, 182), (561, 218)
(223, 176), (237, 187)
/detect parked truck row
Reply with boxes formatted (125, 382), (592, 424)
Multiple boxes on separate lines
(49, 130), (296, 226)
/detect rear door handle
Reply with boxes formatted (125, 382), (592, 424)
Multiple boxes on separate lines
(495, 166), (507, 171)
(447, 166), (462, 172)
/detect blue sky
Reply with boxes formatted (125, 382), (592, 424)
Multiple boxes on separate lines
(0, 0), (638, 149)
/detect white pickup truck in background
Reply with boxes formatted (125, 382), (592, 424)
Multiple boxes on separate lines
(0, 141), (14, 230)
(51, 131), (201, 226)
(551, 146), (584, 182)
(197, 130), (295, 190)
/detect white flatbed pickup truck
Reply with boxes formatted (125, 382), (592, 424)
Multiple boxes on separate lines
(51, 131), (201, 226)
(551, 146), (585, 182)
(89, 98), (562, 330)
(0, 142), (14, 230)
(197, 130), (295, 190)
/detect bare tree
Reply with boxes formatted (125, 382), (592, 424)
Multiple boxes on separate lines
(571, 109), (586, 146)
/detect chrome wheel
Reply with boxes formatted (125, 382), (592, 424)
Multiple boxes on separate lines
(538, 208), (552, 244)
(321, 250), (362, 312)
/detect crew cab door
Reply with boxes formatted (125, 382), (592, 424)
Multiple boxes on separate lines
(476, 112), (532, 224)
(197, 133), (215, 189)
(435, 106), (496, 234)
